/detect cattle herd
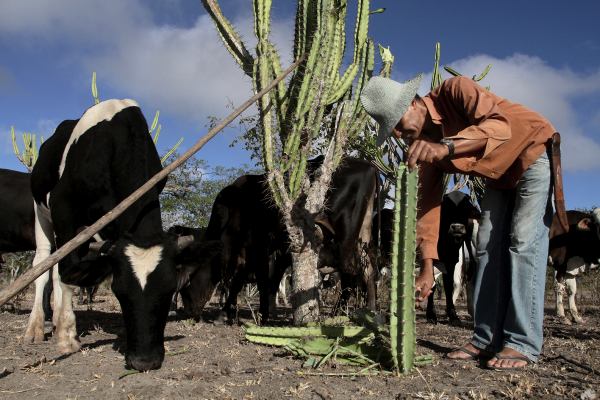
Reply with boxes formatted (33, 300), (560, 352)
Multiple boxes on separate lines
(1, 99), (599, 372)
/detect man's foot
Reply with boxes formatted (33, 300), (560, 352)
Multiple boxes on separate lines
(446, 344), (493, 360)
(487, 348), (533, 370)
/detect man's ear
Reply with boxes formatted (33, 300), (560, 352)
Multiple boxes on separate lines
(60, 258), (113, 287)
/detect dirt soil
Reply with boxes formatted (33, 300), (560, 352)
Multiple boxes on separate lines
(1, 286), (599, 400)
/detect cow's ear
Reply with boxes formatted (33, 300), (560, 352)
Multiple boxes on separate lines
(176, 264), (197, 292)
(577, 218), (592, 231)
(174, 240), (223, 288)
(60, 258), (113, 287)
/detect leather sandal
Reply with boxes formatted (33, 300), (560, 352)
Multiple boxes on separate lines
(445, 347), (490, 360)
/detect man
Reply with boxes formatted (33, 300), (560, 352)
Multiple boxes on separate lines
(360, 73), (556, 370)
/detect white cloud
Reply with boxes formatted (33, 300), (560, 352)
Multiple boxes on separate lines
(0, 1), (295, 125)
(421, 54), (600, 172)
(0, 0), (152, 47)
(85, 13), (295, 124)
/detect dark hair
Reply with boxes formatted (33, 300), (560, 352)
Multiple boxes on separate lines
(415, 93), (421, 100)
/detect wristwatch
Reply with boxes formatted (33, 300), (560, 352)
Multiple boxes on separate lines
(439, 138), (454, 159)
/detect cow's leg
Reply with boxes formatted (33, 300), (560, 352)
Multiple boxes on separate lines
(554, 273), (566, 318)
(55, 279), (80, 353)
(87, 286), (98, 311)
(42, 276), (53, 321)
(219, 281), (230, 307)
(51, 203), (83, 354)
(51, 265), (63, 327)
(426, 284), (438, 324)
(256, 263), (270, 323)
(269, 255), (291, 318)
(362, 245), (378, 312)
(443, 269), (461, 326)
(215, 274), (245, 324)
(278, 269), (290, 307)
(24, 204), (55, 344)
(25, 270), (51, 343)
(451, 250), (464, 305)
(169, 292), (179, 316)
(565, 275), (583, 323)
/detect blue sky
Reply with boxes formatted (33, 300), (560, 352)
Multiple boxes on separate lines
(1, 0), (599, 210)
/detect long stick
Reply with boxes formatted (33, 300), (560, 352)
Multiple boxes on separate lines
(0, 54), (307, 307)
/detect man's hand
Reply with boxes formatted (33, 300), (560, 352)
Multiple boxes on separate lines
(406, 140), (448, 172)
(415, 259), (435, 306)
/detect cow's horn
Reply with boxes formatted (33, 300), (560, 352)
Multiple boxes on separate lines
(177, 235), (195, 250)
(89, 240), (113, 253)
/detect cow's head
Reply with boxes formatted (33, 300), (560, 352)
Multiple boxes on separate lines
(577, 209), (600, 264)
(440, 192), (481, 244)
(60, 232), (222, 371)
(576, 210), (600, 237)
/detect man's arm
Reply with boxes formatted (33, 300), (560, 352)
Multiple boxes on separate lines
(414, 162), (444, 302)
(406, 135), (488, 172)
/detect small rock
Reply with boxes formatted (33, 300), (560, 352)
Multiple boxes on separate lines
(581, 388), (596, 400)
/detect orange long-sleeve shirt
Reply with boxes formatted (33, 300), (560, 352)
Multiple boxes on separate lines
(417, 76), (556, 261)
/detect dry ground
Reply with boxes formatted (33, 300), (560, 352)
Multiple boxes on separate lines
(1, 283), (599, 400)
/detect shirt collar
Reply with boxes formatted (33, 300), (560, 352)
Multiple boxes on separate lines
(423, 94), (443, 123)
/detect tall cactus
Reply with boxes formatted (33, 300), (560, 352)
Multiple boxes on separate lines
(201, 0), (381, 324)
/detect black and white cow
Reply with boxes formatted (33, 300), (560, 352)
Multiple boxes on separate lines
(428, 191), (480, 325)
(548, 209), (600, 323)
(27, 99), (221, 371)
(175, 156), (380, 322)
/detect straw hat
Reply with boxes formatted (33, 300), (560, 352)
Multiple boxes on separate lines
(360, 73), (424, 147)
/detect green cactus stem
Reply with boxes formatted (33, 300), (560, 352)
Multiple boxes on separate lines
(242, 322), (372, 340)
(389, 165), (420, 374)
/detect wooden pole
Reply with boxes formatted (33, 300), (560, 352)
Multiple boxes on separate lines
(0, 54), (306, 307)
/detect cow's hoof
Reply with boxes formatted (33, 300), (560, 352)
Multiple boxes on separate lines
(24, 335), (45, 344)
(426, 317), (438, 325)
(449, 318), (462, 327)
(213, 311), (230, 325)
(58, 341), (81, 354)
(560, 317), (572, 325)
(573, 315), (585, 324)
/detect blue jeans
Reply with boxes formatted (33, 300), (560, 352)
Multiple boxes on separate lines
(471, 150), (553, 363)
